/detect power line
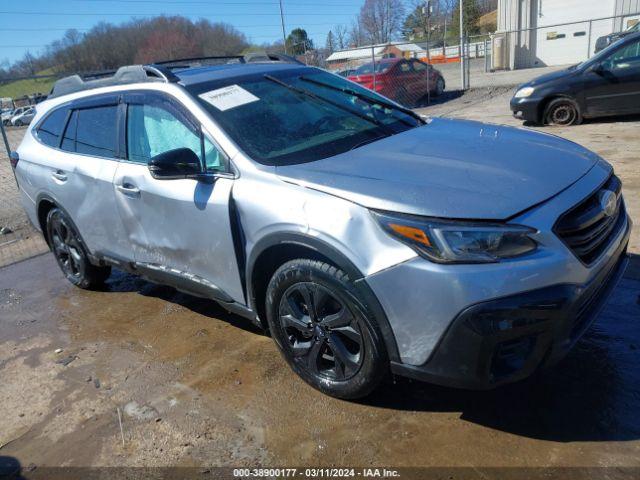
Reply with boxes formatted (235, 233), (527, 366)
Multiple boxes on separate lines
(0, 28), (91, 32)
(73, 0), (360, 5)
(0, 10), (356, 16)
(0, 23), (349, 31)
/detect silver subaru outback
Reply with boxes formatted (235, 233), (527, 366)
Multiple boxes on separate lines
(12, 57), (631, 399)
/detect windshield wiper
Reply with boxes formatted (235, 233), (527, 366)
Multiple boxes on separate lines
(299, 75), (425, 127)
(263, 74), (393, 133)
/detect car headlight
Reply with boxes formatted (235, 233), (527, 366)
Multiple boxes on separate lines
(373, 211), (538, 264)
(514, 86), (535, 98)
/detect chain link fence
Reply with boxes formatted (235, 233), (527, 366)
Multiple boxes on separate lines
(292, 11), (639, 108)
(0, 123), (49, 267)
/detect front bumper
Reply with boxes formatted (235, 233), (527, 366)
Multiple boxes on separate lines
(510, 97), (541, 123)
(389, 228), (629, 389)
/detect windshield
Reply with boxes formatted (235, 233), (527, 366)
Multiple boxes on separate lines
(630, 22), (640, 32)
(189, 68), (421, 165)
(354, 62), (391, 75)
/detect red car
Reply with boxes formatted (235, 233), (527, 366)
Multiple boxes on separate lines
(347, 58), (445, 106)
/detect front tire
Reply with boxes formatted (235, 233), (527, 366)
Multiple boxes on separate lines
(266, 259), (388, 399)
(46, 208), (111, 289)
(544, 97), (582, 126)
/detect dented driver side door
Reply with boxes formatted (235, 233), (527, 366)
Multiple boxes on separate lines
(113, 91), (245, 304)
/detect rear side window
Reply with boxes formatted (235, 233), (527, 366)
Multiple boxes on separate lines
(37, 107), (69, 148)
(74, 106), (118, 158)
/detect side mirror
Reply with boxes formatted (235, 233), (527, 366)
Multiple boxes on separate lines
(148, 148), (202, 179)
(592, 63), (607, 75)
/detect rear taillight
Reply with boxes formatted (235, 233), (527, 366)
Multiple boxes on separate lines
(9, 151), (19, 169)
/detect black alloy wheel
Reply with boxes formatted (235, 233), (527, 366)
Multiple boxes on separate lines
(279, 281), (364, 381)
(46, 208), (111, 288)
(266, 259), (388, 399)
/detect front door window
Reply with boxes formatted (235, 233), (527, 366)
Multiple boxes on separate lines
(127, 102), (225, 172)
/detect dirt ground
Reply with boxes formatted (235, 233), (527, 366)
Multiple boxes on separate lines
(1, 92), (640, 477)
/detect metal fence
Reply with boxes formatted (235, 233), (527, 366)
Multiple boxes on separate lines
(0, 123), (49, 267)
(294, 11), (639, 109)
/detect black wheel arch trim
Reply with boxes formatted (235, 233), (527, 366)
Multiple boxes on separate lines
(247, 231), (401, 362)
(35, 192), (100, 265)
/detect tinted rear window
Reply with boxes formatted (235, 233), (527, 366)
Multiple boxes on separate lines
(37, 107), (69, 147)
(74, 106), (118, 157)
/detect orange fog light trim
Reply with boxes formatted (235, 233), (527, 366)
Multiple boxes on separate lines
(389, 223), (432, 247)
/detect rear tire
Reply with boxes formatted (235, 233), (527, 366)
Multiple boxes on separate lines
(544, 98), (582, 126)
(266, 259), (388, 399)
(434, 77), (445, 96)
(46, 208), (111, 289)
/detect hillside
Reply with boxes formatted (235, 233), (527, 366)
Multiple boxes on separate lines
(0, 69), (58, 100)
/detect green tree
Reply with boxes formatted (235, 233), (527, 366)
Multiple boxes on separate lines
(450, 0), (481, 38)
(286, 28), (314, 55)
(326, 30), (335, 53)
(403, 5), (428, 40)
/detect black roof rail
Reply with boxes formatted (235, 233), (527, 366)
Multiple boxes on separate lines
(152, 53), (303, 69)
(49, 65), (176, 99)
(143, 65), (180, 83)
(48, 53), (305, 99)
(153, 55), (246, 70)
(244, 52), (304, 64)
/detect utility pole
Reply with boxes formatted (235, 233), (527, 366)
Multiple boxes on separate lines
(423, 0), (432, 104)
(279, 0), (287, 54)
(459, 0), (466, 90)
(443, 16), (447, 57)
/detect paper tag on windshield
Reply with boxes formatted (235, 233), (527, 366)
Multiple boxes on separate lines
(198, 85), (259, 111)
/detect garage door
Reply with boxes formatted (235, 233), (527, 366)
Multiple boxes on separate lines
(533, 0), (616, 66)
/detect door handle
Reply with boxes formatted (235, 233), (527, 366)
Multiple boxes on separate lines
(51, 170), (67, 182)
(116, 183), (141, 196)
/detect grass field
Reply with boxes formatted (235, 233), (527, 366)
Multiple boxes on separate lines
(0, 69), (58, 100)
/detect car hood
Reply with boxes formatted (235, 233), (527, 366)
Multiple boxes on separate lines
(276, 118), (599, 220)
(519, 67), (578, 88)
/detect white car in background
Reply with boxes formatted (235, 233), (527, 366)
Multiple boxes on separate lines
(2, 108), (15, 126)
(11, 106), (36, 126)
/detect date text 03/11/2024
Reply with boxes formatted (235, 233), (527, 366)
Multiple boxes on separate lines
(232, 468), (401, 477)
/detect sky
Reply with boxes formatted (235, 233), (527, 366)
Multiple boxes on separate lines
(0, 0), (367, 66)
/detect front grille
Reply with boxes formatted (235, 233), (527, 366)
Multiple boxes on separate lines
(554, 175), (625, 265)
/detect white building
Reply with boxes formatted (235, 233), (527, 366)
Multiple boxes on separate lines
(497, 0), (640, 69)
(325, 42), (425, 71)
